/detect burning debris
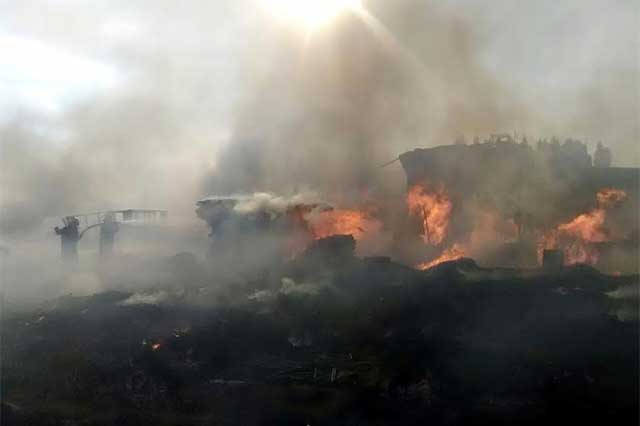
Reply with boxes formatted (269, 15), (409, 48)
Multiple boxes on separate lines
(1, 0), (638, 423)
(406, 183), (452, 246)
(194, 138), (638, 276)
(305, 208), (382, 241)
(196, 192), (384, 261)
(400, 140), (639, 274)
(538, 188), (629, 266)
(416, 243), (466, 270)
(3, 138), (639, 424)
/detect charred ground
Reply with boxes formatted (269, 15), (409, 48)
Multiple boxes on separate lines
(2, 239), (638, 425)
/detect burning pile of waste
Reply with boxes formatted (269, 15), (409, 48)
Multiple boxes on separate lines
(538, 188), (628, 265)
(398, 139), (639, 273)
(195, 192), (384, 261)
(193, 140), (638, 276)
(3, 138), (639, 425)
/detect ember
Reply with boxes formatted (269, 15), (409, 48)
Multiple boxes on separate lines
(406, 183), (452, 245)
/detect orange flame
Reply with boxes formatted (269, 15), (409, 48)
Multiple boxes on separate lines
(557, 209), (608, 243)
(416, 243), (466, 270)
(596, 188), (627, 208)
(307, 208), (382, 241)
(564, 242), (599, 265)
(538, 188), (627, 265)
(406, 183), (452, 245)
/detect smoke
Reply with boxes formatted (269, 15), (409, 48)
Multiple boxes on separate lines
(231, 192), (324, 215)
(206, 0), (639, 203)
(0, 83), (216, 236)
(0, 0), (248, 236)
(0, 0), (636, 271)
(206, 0), (534, 199)
(118, 290), (170, 306)
(1, 0), (637, 237)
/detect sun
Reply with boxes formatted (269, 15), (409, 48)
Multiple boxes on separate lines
(262, 0), (362, 30)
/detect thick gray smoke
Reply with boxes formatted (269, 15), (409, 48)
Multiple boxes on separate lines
(0, 100), (211, 235)
(0, 1), (244, 236)
(207, 0), (529, 198)
(206, 0), (638, 200)
(0, 0), (637, 308)
(1, 0), (637, 235)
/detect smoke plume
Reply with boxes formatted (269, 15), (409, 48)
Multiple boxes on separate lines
(207, 0), (532, 199)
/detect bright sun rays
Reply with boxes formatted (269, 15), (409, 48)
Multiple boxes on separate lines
(260, 0), (363, 32)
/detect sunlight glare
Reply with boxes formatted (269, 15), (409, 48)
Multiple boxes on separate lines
(262, 0), (362, 30)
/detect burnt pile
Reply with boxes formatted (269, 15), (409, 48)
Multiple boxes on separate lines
(2, 244), (638, 425)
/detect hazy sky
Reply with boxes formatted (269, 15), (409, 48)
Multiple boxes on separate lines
(1, 1), (636, 116)
(0, 0), (638, 231)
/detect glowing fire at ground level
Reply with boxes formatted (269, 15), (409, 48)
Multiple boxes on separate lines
(410, 186), (630, 271)
(416, 244), (466, 270)
(197, 184), (633, 273)
(406, 183), (452, 245)
(196, 183), (633, 273)
(307, 208), (382, 241)
(536, 188), (628, 266)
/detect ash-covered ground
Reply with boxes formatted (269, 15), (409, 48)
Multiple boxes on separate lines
(2, 236), (638, 426)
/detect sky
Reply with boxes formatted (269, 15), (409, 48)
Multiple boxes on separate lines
(0, 0), (638, 233)
(1, 1), (636, 118)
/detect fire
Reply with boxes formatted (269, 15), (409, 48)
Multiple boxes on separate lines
(307, 208), (382, 240)
(596, 188), (627, 208)
(406, 183), (452, 245)
(557, 209), (608, 242)
(538, 188), (627, 265)
(564, 242), (599, 265)
(151, 343), (161, 351)
(283, 205), (382, 258)
(416, 244), (466, 270)
(470, 210), (519, 245)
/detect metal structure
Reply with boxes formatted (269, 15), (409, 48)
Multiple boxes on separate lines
(69, 209), (168, 230)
